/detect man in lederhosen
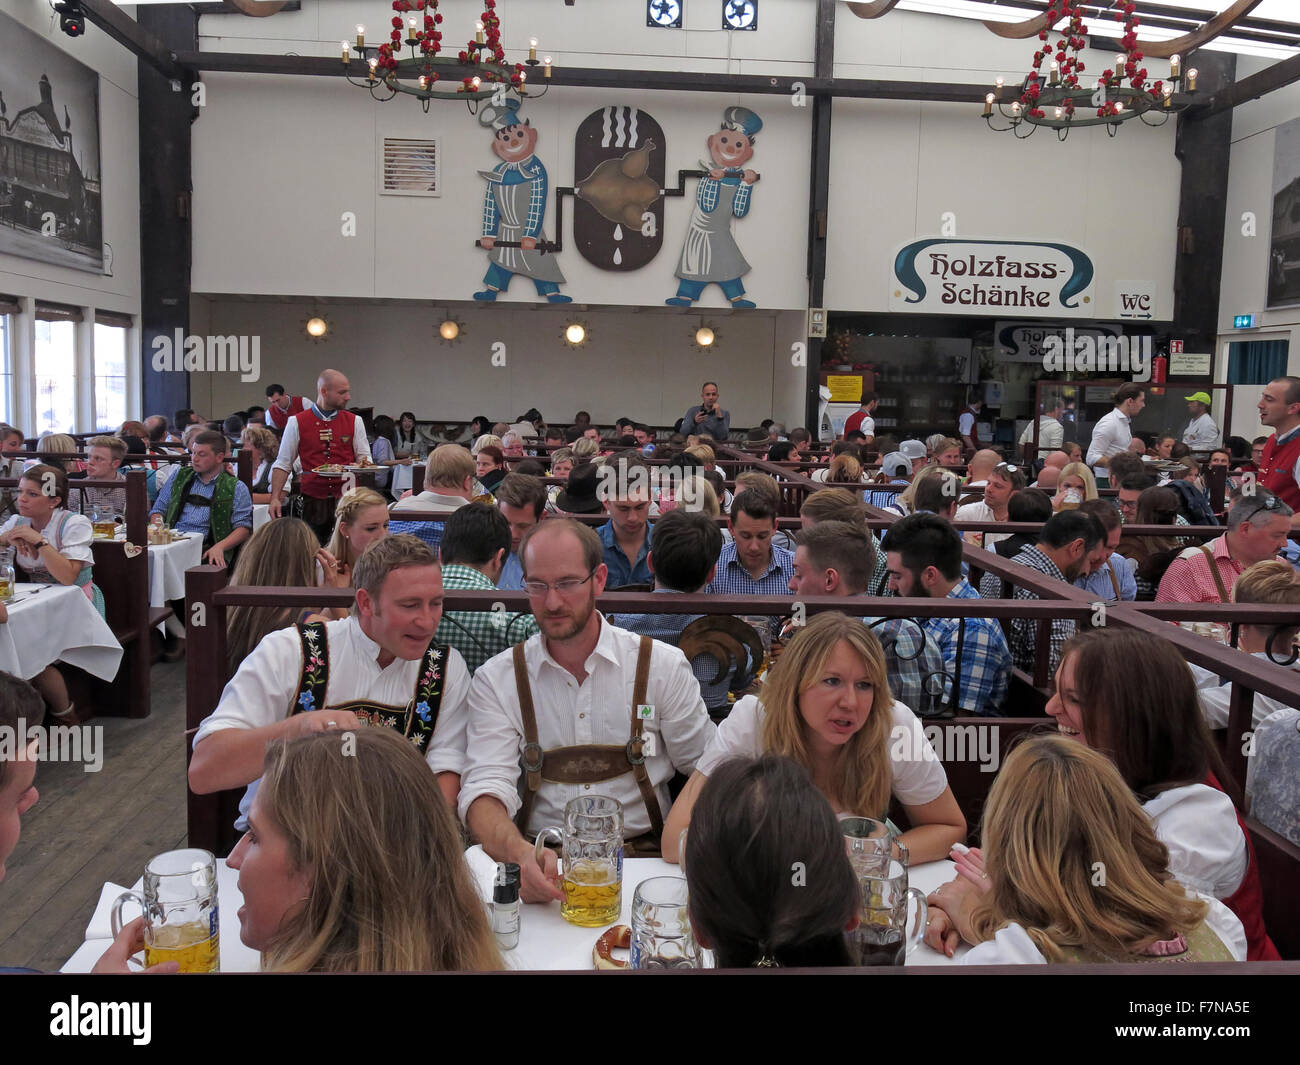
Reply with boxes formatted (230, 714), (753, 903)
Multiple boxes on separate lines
(461, 519), (714, 903)
(267, 369), (371, 542)
(189, 536), (472, 829)
(472, 98), (572, 304)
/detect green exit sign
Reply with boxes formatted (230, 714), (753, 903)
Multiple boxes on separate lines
(1234, 314), (1255, 328)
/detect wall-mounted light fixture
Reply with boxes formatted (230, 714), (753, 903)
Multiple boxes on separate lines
(437, 314), (466, 345)
(301, 313), (333, 343)
(693, 321), (720, 352)
(562, 320), (590, 349)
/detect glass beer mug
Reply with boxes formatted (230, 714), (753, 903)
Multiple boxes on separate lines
(0, 548), (14, 602)
(840, 815), (909, 877)
(848, 857), (928, 967)
(630, 876), (700, 969)
(111, 848), (220, 973)
(534, 795), (623, 927)
(90, 508), (116, 539)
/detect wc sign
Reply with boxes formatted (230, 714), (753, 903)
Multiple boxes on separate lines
(1114, 280), (1157, 320)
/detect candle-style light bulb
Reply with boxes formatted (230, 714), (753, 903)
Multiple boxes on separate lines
(995, 76), (1004, 94)
(1049, 60), (1060, 85)
(982, 92), (994, 117)
(341, 40), (349, 64)
(356, 24), (365, 48)
(408, 17), (418, 37)
(1170, 54), (1181, 78)
(529, 37), (538, 61)
(1187, 68), (1198, 91)
(1054, 106), (1063, 119)
(544, 55), (552, 78)
(476, 20), (485, 44)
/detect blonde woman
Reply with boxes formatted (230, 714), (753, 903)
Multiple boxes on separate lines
(241, 425), (280, 503)
(30, 432), (78, 473)
(226, 518), (325, 670)
(228, 728), (502, 972)
(663, 612), (966, 864)
(826, 453), (862, 485)
(319, 488), (389, 616)
(1053, 462), (1098, 511)
(570, 436), (599, 465)
(470, 433), (503, 456)
(924, 736), (1246, 964)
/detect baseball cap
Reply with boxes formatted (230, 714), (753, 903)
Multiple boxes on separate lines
(900, 440), (927, 461)
(881, 452), (912, 478)
(1184, 391), (1212, 405)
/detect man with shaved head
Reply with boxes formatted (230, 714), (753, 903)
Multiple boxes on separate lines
(268, 368), (372, 540)
(1042, 450), (1069, 471)
(965, 449), (1001, 488)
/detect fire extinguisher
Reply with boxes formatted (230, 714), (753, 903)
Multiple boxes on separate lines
(1151, 351), (1167, 396)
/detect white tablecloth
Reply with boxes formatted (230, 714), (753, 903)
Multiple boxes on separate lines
(0, 583), (122, 682)
(252, 504), (271, 531)
(106, 534), (204, 608)
(391, 462), (414, 497)
(63, 849), (964, 973)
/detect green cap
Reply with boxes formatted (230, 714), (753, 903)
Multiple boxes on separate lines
(1184, 391), (1212, 405)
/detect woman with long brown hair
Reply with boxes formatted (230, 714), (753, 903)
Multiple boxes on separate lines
(1043, 627), (1278, 960)
(225, 517), (324, 669)
(663, 611), (966, 864)
(228, 728), (502, 972)
(1115, 485), (1183, 600)
(923, 736), (1245, 963)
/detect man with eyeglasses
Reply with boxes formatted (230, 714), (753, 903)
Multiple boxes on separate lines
(1116, 473), (1155, 525)
(1156, 486), (1294, 604)
(461, 519), (714, 903)
(954, 462), (1024, 549)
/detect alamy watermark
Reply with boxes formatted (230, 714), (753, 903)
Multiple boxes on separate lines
(890, 722), (1000, 773)
(0, 721), (104, 773)
(150, 328), (261, 382)
(1041, 328), (1151, 382)
(595, 463), (703, 510)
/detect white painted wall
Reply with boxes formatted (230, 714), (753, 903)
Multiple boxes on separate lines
(827, 11), (1180, 317)
(193, 297), (808, 429)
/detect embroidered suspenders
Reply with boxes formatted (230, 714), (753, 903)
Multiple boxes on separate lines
(512, 636), (663, 840)
(291, 621), (448, 753)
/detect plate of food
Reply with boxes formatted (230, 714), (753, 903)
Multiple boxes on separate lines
(347, 458), (378, 470)
(312, 464), (346, 476)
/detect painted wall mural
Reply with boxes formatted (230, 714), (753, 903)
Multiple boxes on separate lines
(473, 98), (571, 304)
(0, 10), (104, 274)
(573, 105), (665, 272)
(666, 105), (762, 309)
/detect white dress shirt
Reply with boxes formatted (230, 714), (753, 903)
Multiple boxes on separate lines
(961, 894), (1246, 964)
(459, 614), (715, 837)
(1188, 655), (1300, 731)
(953, 500), (1011, 547)
(1142, 784), (1248, 900)
(1086, 407), (1132, 470)
(192, 614), (471, 778)
(271, 402), (372, 477)
(1018, 415), (1064, 451)
(1182, 412), (1221, 451)
(697, 694), (948, 811)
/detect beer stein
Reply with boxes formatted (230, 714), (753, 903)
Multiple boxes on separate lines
(840, 815), (909, 876)
(847, 857), (928, 967)
(90, 508), (116, 539)
(535, 795), (624, 927)
(111, 848), (220, 972)
(0, 548), (14, 602)
(630, 876), (700, 969)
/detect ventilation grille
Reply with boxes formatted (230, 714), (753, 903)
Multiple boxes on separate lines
(380, 136), (440, 197)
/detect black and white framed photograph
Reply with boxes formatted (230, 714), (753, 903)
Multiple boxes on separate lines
(0, 9), (103, 273)
(1268, 114), (1300, 307)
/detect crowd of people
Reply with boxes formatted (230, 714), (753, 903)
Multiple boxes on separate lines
(2, 370), (1298, 973)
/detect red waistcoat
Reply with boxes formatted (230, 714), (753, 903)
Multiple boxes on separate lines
(295, 408), (357, 499)
(266, 395), (306, 431)
(1258, 429), (1300, 511)
(1206, 772), (1280, 961)
(960, 406), (983, 450)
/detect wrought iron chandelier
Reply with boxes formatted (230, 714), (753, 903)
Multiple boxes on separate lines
(345, 0), (550, 111)
(982, 1), (1197, 140)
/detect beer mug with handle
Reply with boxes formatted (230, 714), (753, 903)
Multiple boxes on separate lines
(840, 815), (909, 876)
(848, 857), (927, 967)
(111, 848), (220, 973)
(534, 795), (624, 927)
(631, 876), (700, 969)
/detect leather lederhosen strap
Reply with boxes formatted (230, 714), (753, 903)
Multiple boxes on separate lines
(1107, 562), (1122, 601)
(290, 621), (448, 753)
(1198, 545), (1231, 604)
(513, 636), (663, 841)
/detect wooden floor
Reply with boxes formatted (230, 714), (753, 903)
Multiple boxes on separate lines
(0, 660), (189, 972)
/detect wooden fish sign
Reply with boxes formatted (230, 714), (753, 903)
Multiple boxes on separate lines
(573, 106), (666, 272)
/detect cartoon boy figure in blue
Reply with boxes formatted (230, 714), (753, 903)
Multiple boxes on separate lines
(474, 98), (571, 303)
(666, 106), (761, 309)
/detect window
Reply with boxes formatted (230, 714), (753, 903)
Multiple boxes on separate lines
(1227, 340), (1289, 385)
(0, 314), (11, 426)
(35, 318), (77, 434)
(94, 321), (128, 431)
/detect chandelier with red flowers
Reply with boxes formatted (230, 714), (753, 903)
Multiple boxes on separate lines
(344, 0), (550, 110)
(982, 1), (1197, 140)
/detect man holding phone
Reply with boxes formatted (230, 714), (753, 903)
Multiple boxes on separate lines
(684, 382), (730, 440)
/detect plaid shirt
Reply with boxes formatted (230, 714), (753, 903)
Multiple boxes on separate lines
(434, 564), (538, 674)
(863, 616), (948, 717)
(1155, 535), (1244, 605)
(705, 540), (794, 597)
(922, 579), (1011, 715)
(979, 545), (1074, 676)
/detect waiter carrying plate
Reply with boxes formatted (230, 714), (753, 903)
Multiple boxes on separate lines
(268, 369), (372, 542)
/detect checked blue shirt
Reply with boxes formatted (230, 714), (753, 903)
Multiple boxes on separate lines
(922, 579), (1012, 716)
(705, 540), (794, 597)
(979, 545), (1074, 676)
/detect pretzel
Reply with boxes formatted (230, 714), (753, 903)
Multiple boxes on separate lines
(592, 924), (631, 970)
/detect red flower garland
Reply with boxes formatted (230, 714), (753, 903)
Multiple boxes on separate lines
(1019, 1), (1164, 122)
(375, 0), (442, 78)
